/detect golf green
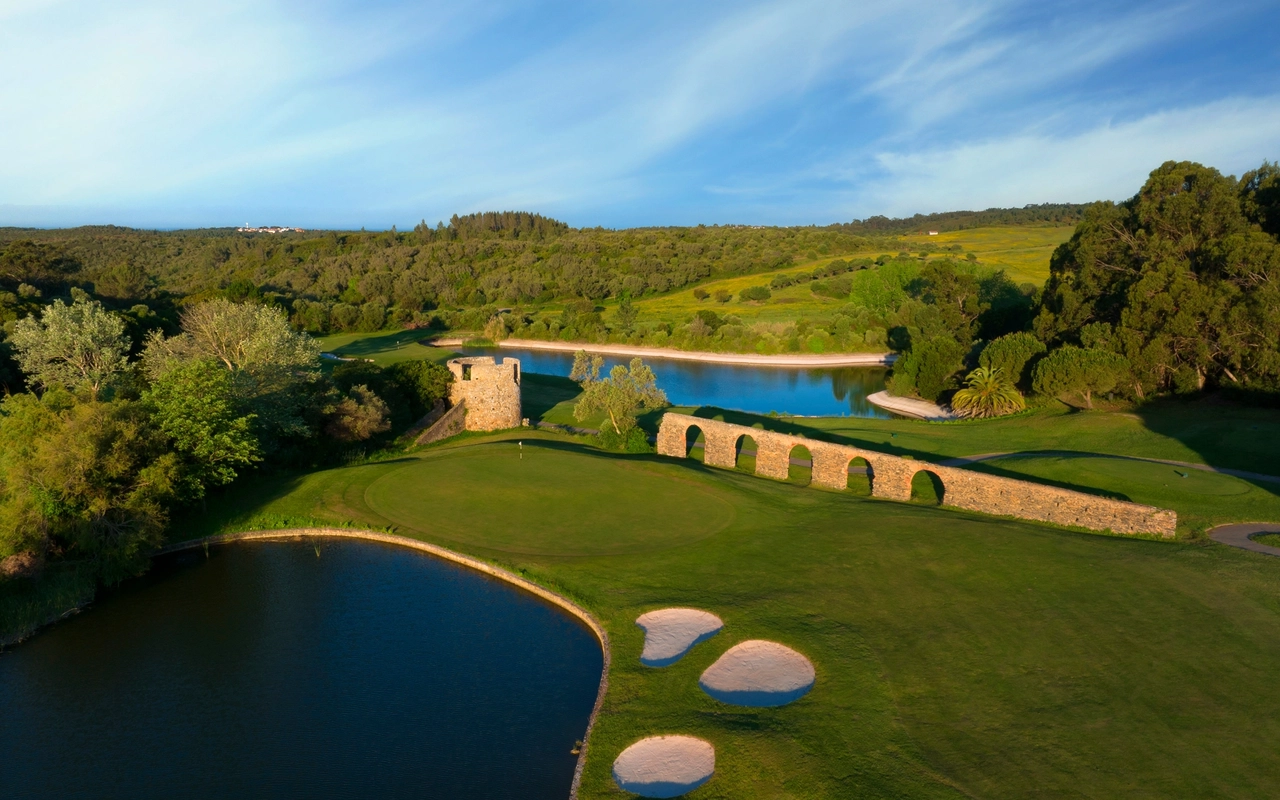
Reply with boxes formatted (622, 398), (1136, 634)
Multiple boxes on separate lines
(364, 444), (737, 556)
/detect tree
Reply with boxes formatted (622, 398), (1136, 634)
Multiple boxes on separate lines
(10, 297), (130, 399)
(324, 385), (391, 442)
(616, 296), (638, 331)
(142, 300), (322, 445)
(1032, 346), (1131, 409)
(887, 336), (967, 402)
(570, 351), (667, 435)
(1035, 160), (1280, 396)
(385, 360), (453, 418)
(979, 332), (1047, 388)
(141, 360), (260, 500)
(0, 393), (179, 582)
(950, 366), (1025, 418)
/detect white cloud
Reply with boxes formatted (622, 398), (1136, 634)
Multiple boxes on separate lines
(853, 96), (1280, 216)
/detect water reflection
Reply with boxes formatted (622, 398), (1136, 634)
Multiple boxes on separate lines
(0, 541), (601, 800)
(459, 347), (890, 418)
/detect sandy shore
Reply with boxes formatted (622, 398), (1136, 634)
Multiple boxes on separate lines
(428, 337), (895, 367)
(867, 390), (958, 420)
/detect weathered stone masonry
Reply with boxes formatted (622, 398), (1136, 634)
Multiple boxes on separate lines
(447, 357), (522, 431)
(656, 413), (1176, 537)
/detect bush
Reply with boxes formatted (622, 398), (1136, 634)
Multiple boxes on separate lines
(888, 336), (967, 401)
(714, 289), (732, 303)
(950, 366), (1026, 418)
(1032, 346), (1131, 409)
(979, 332), (1047, 388)
(595, 426), (652, 452)
(693, 287), (710, 300)
(739, 286), (771, 302)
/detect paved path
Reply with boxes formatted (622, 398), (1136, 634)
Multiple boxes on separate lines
(429, 337), (896, 367)
(1209, 523), (1280, 557)
(937, 450), (1280, 485)
(866, 391), (958, 421)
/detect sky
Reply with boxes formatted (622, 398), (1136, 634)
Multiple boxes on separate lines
(0, 0), (1277, 230)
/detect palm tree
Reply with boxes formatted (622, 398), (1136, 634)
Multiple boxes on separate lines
(950, 366), (1025, 418)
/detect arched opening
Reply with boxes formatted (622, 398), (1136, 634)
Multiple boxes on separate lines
(735, 434), (758, 473)
(910, 470), (945, 505)
(846, 457), (872, 496)
(684, 425), (706, 463)
(787, 444), (812, 485)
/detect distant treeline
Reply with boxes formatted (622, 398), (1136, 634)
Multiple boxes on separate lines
(0, 214), (901, 334)
(835, 203), (1088, 235)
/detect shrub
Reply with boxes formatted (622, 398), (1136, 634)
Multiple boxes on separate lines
(739, 286), (771, 302)
(1032, 346), (1131, 409)
(979, 332), (1047, 388)
(714, 289), (732, 303)
(888, 336), (967, 401)
(693, 287), (710, 301)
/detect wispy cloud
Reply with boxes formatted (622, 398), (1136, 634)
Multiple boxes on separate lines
(0, 0), (1272, 227)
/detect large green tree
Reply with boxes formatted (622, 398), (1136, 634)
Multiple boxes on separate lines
(1036, 160), (1280, 396)
(141, 360), (260, 500)
(0, 393), (179, 582)
(570, 352), (667, 435)
(1032, 346), (1131, 409)
(10, 296), (130, 399)
(143, 300), (323, 446)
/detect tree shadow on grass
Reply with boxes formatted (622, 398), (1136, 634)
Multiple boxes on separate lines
(1132, 394), (1280, 502)
(329, 329), (432, 358)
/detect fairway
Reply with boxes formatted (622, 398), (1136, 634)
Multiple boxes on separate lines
(363, 445), (736, 556)
(180, 432), (1280, 799)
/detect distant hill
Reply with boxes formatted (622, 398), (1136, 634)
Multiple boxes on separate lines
(833, 203), (1089, 235)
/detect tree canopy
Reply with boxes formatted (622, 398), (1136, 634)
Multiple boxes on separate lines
(1035, 160), (1280, 396)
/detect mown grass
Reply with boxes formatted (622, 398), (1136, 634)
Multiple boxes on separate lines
(165, 432), (1280, 798)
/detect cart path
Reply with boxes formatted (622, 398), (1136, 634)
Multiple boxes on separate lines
(1209, 523), (1280, 557)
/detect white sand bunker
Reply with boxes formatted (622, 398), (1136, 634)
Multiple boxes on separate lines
(636, 608), (723, 667)
(612, 735), (715, 798)
(699, 640), (815, 707)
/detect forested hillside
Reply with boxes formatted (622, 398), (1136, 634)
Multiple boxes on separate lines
(0, 214), (898, 336)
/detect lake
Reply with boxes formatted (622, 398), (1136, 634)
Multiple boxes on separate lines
(0, 540), (603, 800)
(458, 346), (892, 418)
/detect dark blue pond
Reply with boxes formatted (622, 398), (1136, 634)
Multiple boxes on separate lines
(458, 346), (891, 418)
(0, 540), (603, 800)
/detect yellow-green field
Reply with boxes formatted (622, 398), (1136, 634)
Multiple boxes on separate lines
(621, 224), (1073, 326)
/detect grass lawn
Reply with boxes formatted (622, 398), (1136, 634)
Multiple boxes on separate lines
(170, 432), (1280, 798)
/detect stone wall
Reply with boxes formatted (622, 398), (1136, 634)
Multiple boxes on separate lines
(656, 413), (1176, 537)
(414, 402), (467, 445)
(447, 357), (522, 431)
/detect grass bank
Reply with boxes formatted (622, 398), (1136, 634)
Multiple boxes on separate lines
(166, 432), (1280, 798)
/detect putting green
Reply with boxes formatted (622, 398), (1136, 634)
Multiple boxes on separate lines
(364, 444), (737, 556)
(985, 455), (1252, 497)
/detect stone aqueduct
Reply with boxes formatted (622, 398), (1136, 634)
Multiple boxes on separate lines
(656, 414), (1177, 538)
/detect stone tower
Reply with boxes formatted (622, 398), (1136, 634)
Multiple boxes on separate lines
(447, 356), (522, 431)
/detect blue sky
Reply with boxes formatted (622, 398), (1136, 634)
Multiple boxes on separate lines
(1, 0), (1277, 229)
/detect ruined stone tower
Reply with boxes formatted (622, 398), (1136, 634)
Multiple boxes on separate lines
(447, 356), (522, 431)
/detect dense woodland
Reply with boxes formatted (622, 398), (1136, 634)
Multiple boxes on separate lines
(1, 161), (1278, 624)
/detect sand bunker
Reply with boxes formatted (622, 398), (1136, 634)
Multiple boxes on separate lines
(636, 608), (724, 667)
(612, 735), (715, 798)
(699, 640), (815, 707)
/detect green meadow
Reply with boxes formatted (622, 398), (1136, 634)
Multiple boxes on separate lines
(174, 430), (1280, 799)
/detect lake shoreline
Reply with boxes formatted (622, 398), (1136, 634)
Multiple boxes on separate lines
(429, 337), (897, 367)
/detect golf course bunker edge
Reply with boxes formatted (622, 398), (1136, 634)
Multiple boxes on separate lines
(699, 640), (816, 707)
(612, 735), (715, 798)
(636, 608), (724, 667)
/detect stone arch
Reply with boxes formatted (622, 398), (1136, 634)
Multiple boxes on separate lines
(734, 433), (759, 473)
(847, 456), (873, 496)
(910, 469), (946, 506)
(786, 442), (813, 485)
(684, 423), (707, 462)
